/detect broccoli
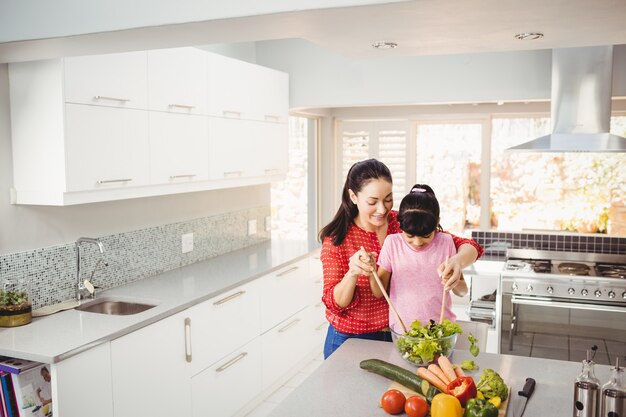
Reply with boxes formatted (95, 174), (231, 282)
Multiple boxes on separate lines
(475, 368), (508, 400)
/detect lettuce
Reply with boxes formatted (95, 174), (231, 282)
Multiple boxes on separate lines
(395, 319), (462, 364)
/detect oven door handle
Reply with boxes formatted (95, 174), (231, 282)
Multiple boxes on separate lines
(511, 295), (626, 313)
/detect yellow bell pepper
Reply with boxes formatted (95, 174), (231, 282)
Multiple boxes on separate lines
(488, 396), (501, 409)
(476, 391), (485, 400)
(430, 393), (463, 417)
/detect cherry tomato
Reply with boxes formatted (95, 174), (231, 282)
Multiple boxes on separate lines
(404, 395), (429, 417)
(381, 389), (406, 414)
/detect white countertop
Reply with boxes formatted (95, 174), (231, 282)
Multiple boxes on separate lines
(0, 239), (318, 364)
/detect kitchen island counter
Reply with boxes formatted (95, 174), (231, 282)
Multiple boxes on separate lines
(267, 338), (615, 417)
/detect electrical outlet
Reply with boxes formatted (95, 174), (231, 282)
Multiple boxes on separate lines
(264, 216), (271, 232)
(182, 233), (194, 253)
(247, 219), (257, 235)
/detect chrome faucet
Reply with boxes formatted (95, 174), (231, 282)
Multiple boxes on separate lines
(76, 237), (105, 301)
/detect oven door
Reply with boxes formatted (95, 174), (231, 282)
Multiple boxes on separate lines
(500, 292), (626, 358)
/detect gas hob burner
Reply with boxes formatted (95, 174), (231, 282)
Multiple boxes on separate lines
(597, 263), (626, 279)
(557, 262), (591, 276)
(528, 260), (552, 273)
(505, 260), (531, 272)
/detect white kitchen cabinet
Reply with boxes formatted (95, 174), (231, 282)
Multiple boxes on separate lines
(147, 47), (207, 114)
(207, 52), (289, 123)
(191, 337), (262, 417)
(252, 121), (289, 177)
(65, 104), (150, 191)
(52, 343), (113, 417)
(64, 51), (148, 109)
(149, 112), (209, 184)
(185, 280), (261, 376)
(111, 310), (191, 417)
(259, 258), (310, 334)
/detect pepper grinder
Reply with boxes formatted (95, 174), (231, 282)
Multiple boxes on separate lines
(574, 346), (600, 417)
(600, 357), (626, 417)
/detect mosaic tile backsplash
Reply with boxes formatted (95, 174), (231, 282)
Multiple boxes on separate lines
(0, 207), (270, 309)
(472, 230), (626, 259)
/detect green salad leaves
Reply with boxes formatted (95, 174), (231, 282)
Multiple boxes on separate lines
(395, 319), (463, 364)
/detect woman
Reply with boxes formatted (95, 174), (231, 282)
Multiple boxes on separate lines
(319, 159), (483, 358)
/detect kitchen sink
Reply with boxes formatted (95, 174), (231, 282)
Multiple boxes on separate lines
(75, 297), (157, 316)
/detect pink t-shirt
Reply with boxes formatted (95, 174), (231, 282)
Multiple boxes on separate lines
(377, 232), (456, 332)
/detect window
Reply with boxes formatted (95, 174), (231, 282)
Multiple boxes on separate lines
(271, 116), (317, 242)
(490, 116), (626, 233)
(415, 122), (483, 234)
(338, 120), (409, 208)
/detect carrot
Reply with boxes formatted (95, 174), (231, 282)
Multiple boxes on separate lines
(417, 367), (448, 394)
(428, 363), (450, 385)
(454, 366), (466, 377)
(437, 355), (458, 383)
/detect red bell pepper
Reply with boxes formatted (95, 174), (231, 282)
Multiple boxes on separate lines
(447, 376), (477, 407)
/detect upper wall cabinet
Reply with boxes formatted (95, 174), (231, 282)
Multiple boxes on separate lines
(147, 48), (207, 115)
(8, 48), (289, 205)
(207, 53), (289, 123)
(64, 51), (148, 109)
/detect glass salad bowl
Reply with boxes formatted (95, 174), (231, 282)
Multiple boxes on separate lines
(390, 321), (459, 367)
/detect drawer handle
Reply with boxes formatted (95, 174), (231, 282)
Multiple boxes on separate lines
(184, 318), (192, 363)
(213, 290), (246, 306)
(169, 174), (196, 179)
(224, 171), (243, 178)
(168, 103), (196, 109)
(97, 178), (133, 184)
(276, 266), (299, 277)
(315, 322), (327, 331)
(94, 95), (130, 102)
(264, 115), (280, 122)
(265, 168), (281, 175)
(215, 352), (248, 372)
(222, 110), (242, 118)
(314, 279), (322, 284)
(278, 318), (301, 333)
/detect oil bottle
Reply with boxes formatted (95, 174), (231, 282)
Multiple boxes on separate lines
(600, 357), (626, 417)
(573, 346), (600, 417)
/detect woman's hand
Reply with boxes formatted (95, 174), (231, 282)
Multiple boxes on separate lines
(348, 247), (377, 278)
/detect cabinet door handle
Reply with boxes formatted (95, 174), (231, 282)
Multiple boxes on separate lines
(93, 95), (130, 102)
(264, 168), (281, 176)
(223, 171), (243, 178)
(168, 103), (196, 109)
(278, 318), (301, 333)
(222, 110), (241, 118)
(315, 322), (328, 331)
(97, 178), (133, 184)
(276, 266), (299, 277)
(213, 290), (246, 306)
(169, 174), (196, 179)
(264, 115), (280, 122)
(215, 352), (248, 373)
(184, 318), (192, 363)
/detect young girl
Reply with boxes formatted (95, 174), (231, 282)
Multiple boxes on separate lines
(373, 184), (468, 332)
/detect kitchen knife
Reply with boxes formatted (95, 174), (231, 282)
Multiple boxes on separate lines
(514, 378), (536, 417)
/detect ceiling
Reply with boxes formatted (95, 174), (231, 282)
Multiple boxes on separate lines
(1, 0), (626, 63)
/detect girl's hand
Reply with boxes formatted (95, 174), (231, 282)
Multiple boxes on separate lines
(438, 257), (462, 290)
(348, 247), (376, 278)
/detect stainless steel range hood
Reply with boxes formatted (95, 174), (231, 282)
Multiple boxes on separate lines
(508, 45), (626, 152)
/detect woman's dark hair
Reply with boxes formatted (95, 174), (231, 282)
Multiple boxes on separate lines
(397, 184), (443, 237)
(318, 159), (392, 246)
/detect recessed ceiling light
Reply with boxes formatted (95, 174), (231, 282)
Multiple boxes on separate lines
(372, 41), (398, 49)
(514, 32), (544, 41)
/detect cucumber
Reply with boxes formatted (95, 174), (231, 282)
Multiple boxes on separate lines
(360, 359), (441, 403)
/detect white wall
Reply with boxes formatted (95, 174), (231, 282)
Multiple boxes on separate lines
(0, 63), (270, 255)
(256, 39), (626, 109)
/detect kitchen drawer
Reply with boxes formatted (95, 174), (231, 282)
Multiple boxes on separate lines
(186, 280), (261, 375)
(261, 308), (311, 390)
(191, 337), (262, 417)
(308, 252), (324, 305)
(259, 258), (310, 333)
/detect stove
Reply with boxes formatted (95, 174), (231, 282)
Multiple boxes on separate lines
(501, 249), (626, 306)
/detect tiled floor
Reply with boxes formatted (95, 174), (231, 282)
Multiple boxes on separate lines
(501, 330), (626, 365)
(244, 352), (325, 417)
